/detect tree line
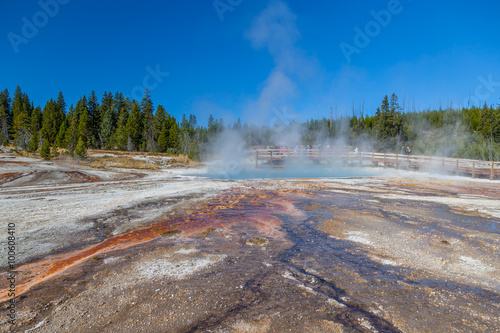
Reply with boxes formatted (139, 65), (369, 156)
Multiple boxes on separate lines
(0, 87), (498, 161)
(0, 87), (212, 161)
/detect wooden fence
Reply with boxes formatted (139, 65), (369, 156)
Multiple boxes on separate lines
(255, 148), (500, 180)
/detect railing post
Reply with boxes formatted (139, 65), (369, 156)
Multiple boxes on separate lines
(491, 161), (495, 180)
(456, 159), (459, 176)
(472, 161), (476, 178)
(384, 152), (386, 168)
(396, 153), (399, 169)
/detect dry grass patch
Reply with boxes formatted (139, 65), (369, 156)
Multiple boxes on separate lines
(11, 149), (35, 157)
(87, 155), (159, 170)
(89, 158), (106, 168)
(111, 157), (159, 170)
(86, 151), (194, 169)
(169, 154), (190, 164)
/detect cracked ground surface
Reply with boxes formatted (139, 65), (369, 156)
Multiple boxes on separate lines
(1, 155), (499, 332)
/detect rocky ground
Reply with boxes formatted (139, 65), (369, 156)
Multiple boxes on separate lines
(0, 150), (499, 332)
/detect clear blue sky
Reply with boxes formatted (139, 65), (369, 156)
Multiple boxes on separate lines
(2, 0), (499, 126)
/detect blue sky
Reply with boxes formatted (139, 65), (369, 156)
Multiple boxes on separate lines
(1, 0), (499, 126)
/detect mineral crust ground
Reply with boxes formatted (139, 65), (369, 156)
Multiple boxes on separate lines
(1, 154), (499, 332)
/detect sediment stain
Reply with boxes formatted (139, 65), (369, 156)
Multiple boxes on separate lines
(0, 188), (296, 303)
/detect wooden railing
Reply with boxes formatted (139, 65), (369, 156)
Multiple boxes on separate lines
(255, 148), (500, 180)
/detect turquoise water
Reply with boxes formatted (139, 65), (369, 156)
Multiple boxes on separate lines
(197, 160), (379, 180)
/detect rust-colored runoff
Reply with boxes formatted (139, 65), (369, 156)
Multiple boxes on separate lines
(0, 189), (298, 303)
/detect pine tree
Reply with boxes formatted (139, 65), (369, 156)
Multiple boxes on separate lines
(100, 105), (117, 149)
(374, 95), (397, 150)
(0, 89), (11, 145)
(158, 112), (174, 153)
(0, 105), (9, 146)
(141, 89), (155, 152)
(232, 118), (242, 130)
(168, 121), (179, 152)
(40, 139), (50, 160)
(125, 101), (142, 151)
(479, 103), (493, 139)
(99, 92), (113, 123)
(56, 91), (66, 114)
(41, 99), (60, 144)
(178, 114), (195, 154)
(26, 106), (42, 152)
(188, 114), (197, 136)
(87, 90), (100, 148)
(216, 118), (224, 133)
(30, 106), (42, 133)
(208, 114), (216, 136)
(181, 114), (189, 131)
(11, 86), (23, 123)
(72, 96), (87, 123)
(12, 111), (29, 149)
(53, 93), (66, 139)
(55, 119), (67, 149)
(26, 130), (39, 152)
(493, 108), (500, 143)
(65, 116), (79, 152)
(158, 121), (169, 152)
(379, 95), (390, 136)
(154, 105), (166, 144)
(77, 106), (91, 146)
(113, 92), (128, 115)
(114, 107), (129, 151)
(188, 139), (199, 161)
(10, 87), (34, 148)
(74, 136), (87, 160)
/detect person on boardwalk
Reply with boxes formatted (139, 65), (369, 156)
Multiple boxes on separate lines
(401, 144), (406, 155)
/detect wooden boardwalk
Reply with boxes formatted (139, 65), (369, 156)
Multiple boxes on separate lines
(255, 148), (500, 180)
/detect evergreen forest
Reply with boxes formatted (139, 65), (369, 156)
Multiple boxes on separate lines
(1, 87), (499, 161)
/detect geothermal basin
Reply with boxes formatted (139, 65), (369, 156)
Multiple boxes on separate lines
(0, 153), (499, 332)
